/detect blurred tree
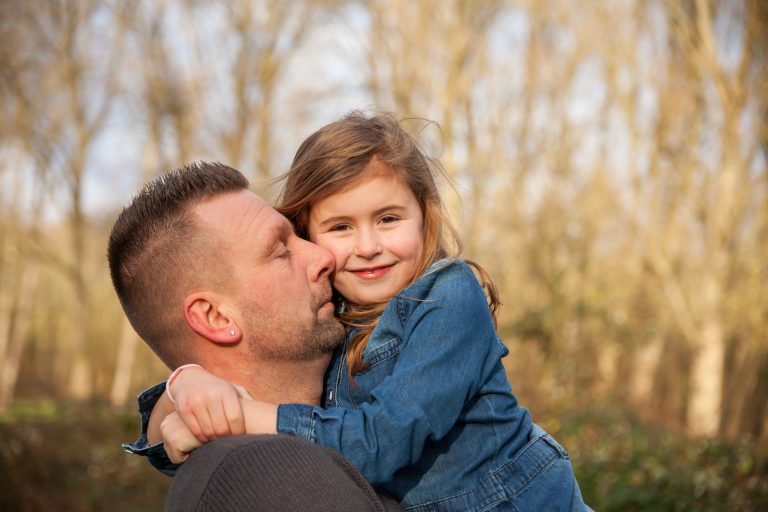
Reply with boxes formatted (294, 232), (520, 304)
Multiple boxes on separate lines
(0, 166), (42, 411)
(633, 0), (768, 436)
(0, 0), (129, 399)
(365, 0), (506, 252)
(215, 0), (317, 184)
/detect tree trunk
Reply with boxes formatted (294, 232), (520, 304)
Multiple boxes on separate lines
(740, 351), (768, 440)
(109, 317), (139, 408)
(687, 279), (724, 436)
(631, 336), (663, 405)
(0, 264), (38, 411)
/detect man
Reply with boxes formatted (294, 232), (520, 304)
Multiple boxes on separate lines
(108, 162), (400, 511)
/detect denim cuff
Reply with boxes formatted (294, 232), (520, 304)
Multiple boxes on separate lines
(122, 381), (178, 476)
(122, 438), (177, 476)
(138, 382), (167, 420)
(276, 403), (316, 442)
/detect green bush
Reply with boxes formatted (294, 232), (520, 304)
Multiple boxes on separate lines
(553, 404), (768, 511)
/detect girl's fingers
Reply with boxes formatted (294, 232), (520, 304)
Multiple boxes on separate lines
(161, 413), (200, 464)
(222, 394), (246, 436)
(176, 402), (211, 443)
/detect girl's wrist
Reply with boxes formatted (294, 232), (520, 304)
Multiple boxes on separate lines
(241, 399), (278, 435)
(166, 363), (203, 405)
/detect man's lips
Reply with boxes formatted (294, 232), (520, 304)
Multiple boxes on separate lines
(348, 264), (393, 280)
(316, 286), (334, 311)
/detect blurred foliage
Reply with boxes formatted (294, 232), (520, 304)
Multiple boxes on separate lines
(1, 401), (766, 511)
(0, 402), (170, 512)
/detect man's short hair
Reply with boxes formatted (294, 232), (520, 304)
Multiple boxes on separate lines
(107, 162), (248, 367)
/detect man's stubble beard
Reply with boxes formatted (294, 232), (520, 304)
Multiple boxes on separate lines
(303, 316), (346, 358)
(241, 299), (346, 362)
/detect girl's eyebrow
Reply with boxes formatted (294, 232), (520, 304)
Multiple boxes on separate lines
(314, 214), (351, 230)
(315, 205), (408, 228)
(372, 204), (407, 216)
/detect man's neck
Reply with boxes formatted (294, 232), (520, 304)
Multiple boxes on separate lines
(252, 358), (329, 405)
(208, 355), (330, 406)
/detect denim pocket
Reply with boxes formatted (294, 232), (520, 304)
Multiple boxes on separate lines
(348, 337), (402, 404)
(362, 336), (402, 368)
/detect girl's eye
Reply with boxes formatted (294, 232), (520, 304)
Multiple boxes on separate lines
(380, 215), (398, 224)
(330, 224), (351, 232)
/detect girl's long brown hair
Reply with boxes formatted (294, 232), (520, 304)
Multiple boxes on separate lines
(276, 111), (499, 376)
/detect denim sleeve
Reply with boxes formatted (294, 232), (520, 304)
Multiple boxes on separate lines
(121, 381), (179, 476)
(276, 403), (316, 440)
(276, 265), (505, 485)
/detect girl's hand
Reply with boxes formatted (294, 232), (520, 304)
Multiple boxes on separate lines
(161, 411), (203, 464)
(162, 400), (277, 464)
(169, 366), (247, 443)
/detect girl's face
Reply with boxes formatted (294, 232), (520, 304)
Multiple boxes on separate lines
(307, 158), (425, 306)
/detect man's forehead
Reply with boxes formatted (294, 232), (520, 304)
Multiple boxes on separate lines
(194, 189), (258, 217)
(194, 190), (290, 242)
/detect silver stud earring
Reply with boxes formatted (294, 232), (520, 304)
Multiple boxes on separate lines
(229, 329), (236, 336)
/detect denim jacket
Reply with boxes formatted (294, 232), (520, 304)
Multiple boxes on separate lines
(125, 259), (587, 511)
(276, 259), (580, 511)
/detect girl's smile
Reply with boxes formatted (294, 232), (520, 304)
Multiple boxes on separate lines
(307, 158), (425, 306)
(349, 264), (393, 280)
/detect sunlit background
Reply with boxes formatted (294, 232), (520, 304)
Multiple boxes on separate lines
(1, 0), (767, 510)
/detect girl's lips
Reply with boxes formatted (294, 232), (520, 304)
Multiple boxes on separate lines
(349, 264), (393, 280)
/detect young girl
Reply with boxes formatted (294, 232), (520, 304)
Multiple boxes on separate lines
(162, 112), (589, 511)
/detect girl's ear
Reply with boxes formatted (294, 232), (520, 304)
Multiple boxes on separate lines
(183, 292), (242, 344)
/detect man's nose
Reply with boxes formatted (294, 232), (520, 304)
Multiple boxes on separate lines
(354, 229), (381, 259)
(306, 239), (335, 282)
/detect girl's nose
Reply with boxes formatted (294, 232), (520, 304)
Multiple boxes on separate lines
(354, 230), (382, 258)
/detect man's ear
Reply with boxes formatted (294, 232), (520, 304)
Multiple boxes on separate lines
(183, 292), (242, 344)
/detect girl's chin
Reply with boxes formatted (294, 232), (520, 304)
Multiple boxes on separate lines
(339, 289), (397, 306)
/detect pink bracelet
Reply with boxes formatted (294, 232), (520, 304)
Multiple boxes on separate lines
(166, 364), (203, 405)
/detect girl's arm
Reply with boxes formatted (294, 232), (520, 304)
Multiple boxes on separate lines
(277, 264), (508, 485)
(146, 391), (175, 445)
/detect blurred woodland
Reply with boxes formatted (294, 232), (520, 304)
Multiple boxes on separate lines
(1, 0), (767, 510)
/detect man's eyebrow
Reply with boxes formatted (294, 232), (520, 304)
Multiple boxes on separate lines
(259, 218), (292, 253)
